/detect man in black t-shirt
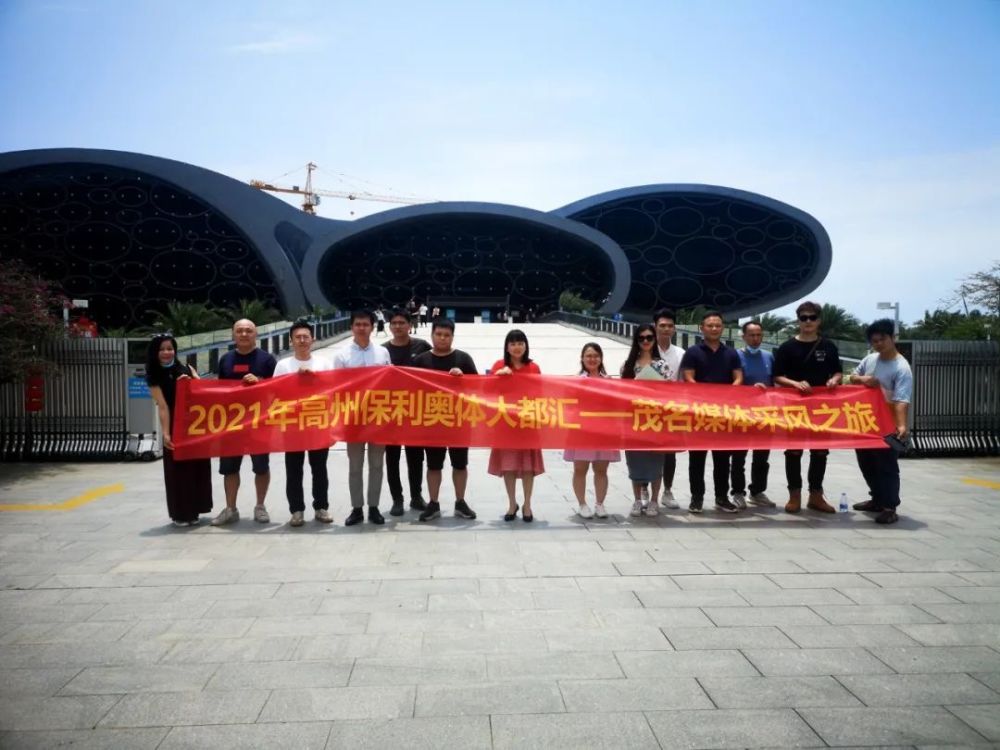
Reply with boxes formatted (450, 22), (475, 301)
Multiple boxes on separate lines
(772, 301), (842, 514)
(383, 308), (433, 516)
(411, 317), (478, 522)
(212, 318), (277, 526)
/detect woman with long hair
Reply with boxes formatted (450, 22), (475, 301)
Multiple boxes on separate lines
(563, 342), (620, 519)
(620, 324), (670, 518)
(489, 329), (545, 522)
(145, 334), (213, 526)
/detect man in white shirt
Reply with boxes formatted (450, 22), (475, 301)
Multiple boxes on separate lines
(653, 308), (685, 509)
(274, 320), (334, 527)
(418, 303), (428, 327)
(332, 309), (392, 526)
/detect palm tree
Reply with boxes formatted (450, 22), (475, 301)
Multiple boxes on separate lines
(228, 298), (283, 325)
(150, 301), (227, 336)
(817, 304), (864, 341)
(756, 312), (791, 334)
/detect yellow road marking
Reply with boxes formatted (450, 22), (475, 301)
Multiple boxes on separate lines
(0, 483), (125, 512)
(962, 477), (1000, 491)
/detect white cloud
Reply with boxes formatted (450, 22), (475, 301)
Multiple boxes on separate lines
(226, 32), (321, 55)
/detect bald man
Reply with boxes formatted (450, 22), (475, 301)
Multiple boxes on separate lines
(211, 318), (277, 526)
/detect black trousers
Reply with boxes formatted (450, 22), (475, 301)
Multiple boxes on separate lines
(662, 453), (677, 488)
(730, 449), (770, 496)
(689, 450), (731, 500)
(784, 449), (828, 491)
(855, 448), (900, 509)
(385, 444), (425, 503)
(285, 449), (329, 513)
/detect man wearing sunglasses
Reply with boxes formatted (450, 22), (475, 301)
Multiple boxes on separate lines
(773, 301), (843, 514)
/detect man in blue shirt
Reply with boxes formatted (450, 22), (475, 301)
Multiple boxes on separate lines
(730, 321), (776, 509)
(849, 318), (913, 525)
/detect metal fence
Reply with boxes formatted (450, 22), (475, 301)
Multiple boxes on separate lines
(0, 338), (129, 461)
(899, 340), (1000, 457)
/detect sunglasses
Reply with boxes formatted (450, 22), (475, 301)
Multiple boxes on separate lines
(798, 315), (819, 322)
(637, 334), (655, 342)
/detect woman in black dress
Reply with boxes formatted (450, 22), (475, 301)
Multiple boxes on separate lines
(146, 334), (213, 526)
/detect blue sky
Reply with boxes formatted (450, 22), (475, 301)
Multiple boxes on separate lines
(2, 0), (997, 322)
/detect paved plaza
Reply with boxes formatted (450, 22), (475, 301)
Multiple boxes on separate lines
(1, 324), (999, 749)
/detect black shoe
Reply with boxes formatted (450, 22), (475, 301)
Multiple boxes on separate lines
(853, 499), (882, 512)
(409, 497), (427, 511)
(688, 497), (703, 514)
(522, 510), (534, 523)
(715, 496), (739, 514)
(389, 499), (405, 517)
(454, 499), (477, 519)
(875, 509), (899, 525)
(368, 506), (385, 525)
(345, 507), (364, 527)
(419, 501), (441, 522)
(504, 504), (519, 522)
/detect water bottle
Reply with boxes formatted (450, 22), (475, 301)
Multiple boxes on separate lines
(839, 492), (849, 513)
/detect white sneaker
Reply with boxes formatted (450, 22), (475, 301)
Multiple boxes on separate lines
(314, 509), (333, 523)
(594, 503), (608, 518)
(660, 489), (679, 509)
(732, 493), (748, 510)
(630, 500), (644, 517)
(643, 500), (660, 517)
(211, 507), (239, 526)
(577, 504), (594, 519)
(639, 485), (650, 508)
(749, 492), (776, 508)
(289, 511), (304, 527)
(253, 505), (270, 523)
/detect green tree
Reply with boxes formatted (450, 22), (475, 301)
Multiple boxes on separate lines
(150, 301), (227, 336)
(906, 308), (993, 340)
(0, 258), (66, 383)
(949, 260), (1000, 317)
(228, 298), (283, 325)
(757, 312), (790, 333)
(816, 304), (864, 341)
(559, 289), (595, 313)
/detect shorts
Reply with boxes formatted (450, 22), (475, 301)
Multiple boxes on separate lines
(425, 447), (468, 471)
(218, 453), (270, 476)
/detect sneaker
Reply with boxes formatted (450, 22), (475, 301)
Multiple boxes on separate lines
(368, 506), (385, 525)
(688, 497), (704, 514)
(409, 497), (427, 511)
(289, 511), (304, 527)
(577, 503), (594, 519)
(389, 499), (405, 517)
(314, 509), (333, 524)
(454, 499), (477, 519)
(660, 489), (679, 509)
(732, 492), (748, 510)
(253, 505), (270, 523)
(875, 509), (899, 524)
(853, 499), (882, 512)
(593, 503), (608, 518)
(639, 485), (650, 508)
(344, 507), (364, 526)
(643, 500), (660, 517)
(715, 496), (739, 514)
(419, 501), (441, 522)
(184, 519), (200, 527)
(172, 520), (189, 528)
(629, 500), (644, 517)
(749, 492), (776, 508)
(211, 507), (239, 526)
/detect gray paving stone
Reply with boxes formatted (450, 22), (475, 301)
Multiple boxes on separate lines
(426, 593), (534, 611)
(257, 686), (415, 721)
(918, 603), (1000, 624)
(160, 636), (301, 664)
(349, 655), (487, 686)
(840, 587), (961, 605)
(0, 728), (168, 749)
(0, 641), (170, 669)
(543, 626), (673, 652)
(560, 676), (712, 711)
(645, 707), (822, 748)
(60, 664), (217, 695)
(799, 706), (988, 746)
(366, 610), (482, 633)
(294, 633), (414, 660)
(98, 689), (268, 727)
(159, 722), (332, 750)
(703, 605), (828, 627)
(205, 660), (353, 690)
(837, 673), (1000, 706)
(947, 703), (1000, 741)
(813, 604), (944, 625)
(869, 646), (1000, 673)
(634, 588), (748, 608)
(739, 587), (855, 606)
(121, 617), (255, 641)
(0, 695), (119, 731)
(415, 681), (564, 716)
(616, 649), (757, 678)
(672, 574), (780, 590)
(594, 606), (714, 628)
(769, 572), (879, 589)
(898, 623), (1000, 646)
(170, 582), (280, 601)
(2, 621), (136, 645)
(276, 580), (383, 597)
(0, 603), (104, 624)
(937, 586), (1000, 604)
(491, 711), (660, 749)
(742, 648), (894, 675)
(483, 608), (600, 630)
(865, 572), (974, 588)
(325, 716), (492, 749)
(782, 624), (921, 648)
(662, 625), (797, 650)
(972, 672), (1000, 692)
(421, 629), (547, 656)
(204, 596), (322, 617)
(700, 674), (862, 708)
(488, 652), (623, 680)
(705, 559), (807, 574)
(574, 575), (680, 592)
(0, 668), (80, 697)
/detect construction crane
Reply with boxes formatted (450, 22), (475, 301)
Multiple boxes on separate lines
(249, 162), (425, 214)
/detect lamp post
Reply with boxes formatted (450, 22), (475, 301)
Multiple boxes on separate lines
(876, 301), (900, 336)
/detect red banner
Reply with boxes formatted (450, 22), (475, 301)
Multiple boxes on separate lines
(171, 367), (895, 460)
